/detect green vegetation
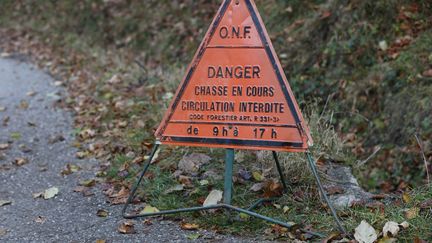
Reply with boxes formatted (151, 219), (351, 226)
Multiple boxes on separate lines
(1, 0), (431, 240)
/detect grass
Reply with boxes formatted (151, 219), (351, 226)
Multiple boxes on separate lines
(116, 152), (432, 240)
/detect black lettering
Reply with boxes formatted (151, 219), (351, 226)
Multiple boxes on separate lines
(222, 127), (228, 136)
(232, 26), (240, 38)
(187, 126), (192, 135)
(208, 66), (216, 78)
(271, 129), (277, 139)
(234, 66), (243, 78)
(244, 26), (252, 38)
(219, 26), (228, 38)
(244, 66), (251, 79)
(225, 66), (233, 78)
(252, 66), (260, 78)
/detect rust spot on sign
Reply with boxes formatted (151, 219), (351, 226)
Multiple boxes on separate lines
(155, 0), (312, 152)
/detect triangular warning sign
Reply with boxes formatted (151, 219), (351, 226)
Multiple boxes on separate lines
(155, 0), (312, 152)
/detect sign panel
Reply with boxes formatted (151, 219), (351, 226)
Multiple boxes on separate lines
(155, 0), (312, 152)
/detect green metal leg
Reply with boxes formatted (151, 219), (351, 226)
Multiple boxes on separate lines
(224, 149), (234, 205)
(273, 151), (289, 192)
(306, 152), (348, 235)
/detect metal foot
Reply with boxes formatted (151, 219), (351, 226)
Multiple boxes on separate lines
(306, 152), (348, 235)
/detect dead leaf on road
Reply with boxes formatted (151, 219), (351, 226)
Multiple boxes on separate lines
(26, 91), (37, 97)
(79, 179), (96, 187)
(35, 216), (46, 224)
(61, 164), (81, 175)
(97, 209), (109, 217)
(354, 220), (377, 243)
(203, 190), (223, 206)
(18, 144), (32, 153)
(33, 192), (44, 199)
(13, 157), (28, 166)
(43, 187), (59, 199)
(76, 151), (88, 159)
(0, 228), (7, 236)
(187, 233), (201, 240)
(0, 200), (12, 207)
(118, 221), (135, 234)
(95, 240), (106, 243)
(19, 100), (29, 109)
(0, 143), (10, 150)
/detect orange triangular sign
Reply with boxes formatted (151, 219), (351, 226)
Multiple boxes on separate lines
(155, 0), (312, 152)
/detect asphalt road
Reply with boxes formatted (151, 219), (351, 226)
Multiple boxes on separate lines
(0, 56), (261, 243)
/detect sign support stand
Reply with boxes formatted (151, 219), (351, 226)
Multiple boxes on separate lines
(122, 144), (349, 238)
(306, 152), (348, 234)
(223, 149), (235, 205)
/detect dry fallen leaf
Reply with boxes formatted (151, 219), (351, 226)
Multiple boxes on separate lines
(13, 157), (28, 166)
(0, 200), (12, 207)
(377, 237), (397, 243)
(187, 233), (201, 240)
(383, 221), (400, 237)
(0, 228), (7, 236)
(33, 192), (44, 199)
(76, 151), (88, 159)
(399, 221), (409, 229)
(422, 69), (432, 77)
(97, 209), (109, 217)
(252, 171), (264, 181)
(0, 143), (10, 150)
(61, 164), (81, 175)
(43, 187), (59, 199)
(402, 192), (411, 203)
(79, 179), (96, 187)
(95, 240), (106, 243)
(140, 205), (160, 214)
(250, 182), (265, 192)
(203, 190), (223, 206)
(19, 100), (29, 109)
(118, 221), (135, 234)
(354, 220), (377, 243)
(405, 207), (419, 219)
(26, 91), (37, 97)
(419, 199), (432, 209)
(35, 216), (46, 224)
(164, 184), (184, 194)
(178, 153), (211, 174)
(180, 222), (199, 230)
